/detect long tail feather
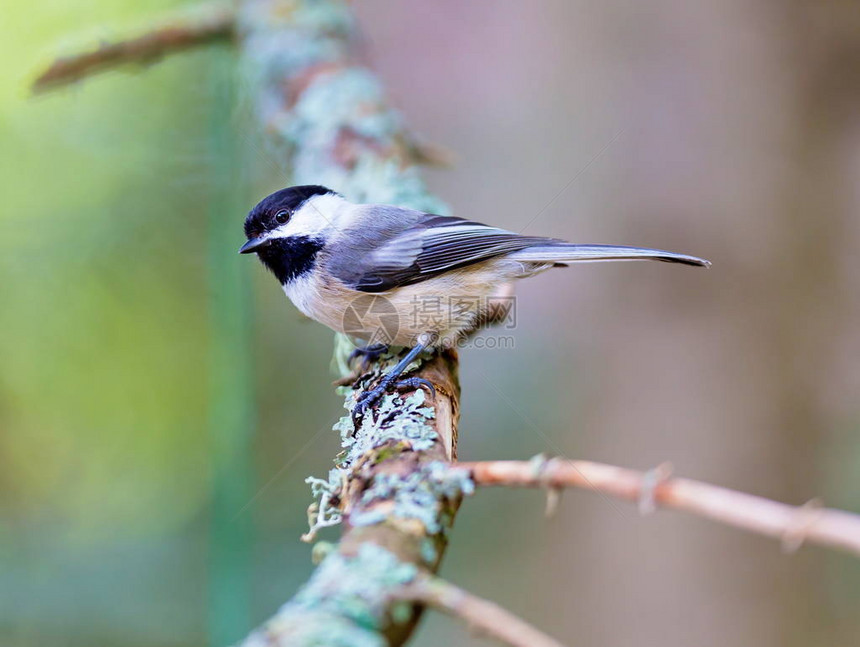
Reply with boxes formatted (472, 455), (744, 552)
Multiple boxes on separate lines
(509, 244), (710, 267)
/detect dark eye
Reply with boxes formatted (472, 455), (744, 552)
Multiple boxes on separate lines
(275, 209), (291, 224)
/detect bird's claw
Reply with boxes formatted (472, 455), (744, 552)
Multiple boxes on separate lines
(393, 377), (436, 399)
(351, 383), (386, 426)
(351, 377), (437, 426)
(347, 343), (389, 368)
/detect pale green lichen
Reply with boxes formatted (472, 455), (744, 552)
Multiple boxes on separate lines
(239, 0), (353, 73)
(287, 69), (395, 142)
(306, 348), (439, 538)
(241, 0), (451, 215)
(420, 537), (439, 565)
(338, 389), (437, 470)
(329, 156), (450, 214)
(303, 468), (345, 541)
(330, 332), (355, 377)
(351, 461), (474, 533)
(239, 543), (417, 647)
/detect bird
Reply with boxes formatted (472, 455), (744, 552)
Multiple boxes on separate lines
(240, 185), (709, 421)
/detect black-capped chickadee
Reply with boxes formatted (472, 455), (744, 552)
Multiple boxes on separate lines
(240, 185), (709, 420)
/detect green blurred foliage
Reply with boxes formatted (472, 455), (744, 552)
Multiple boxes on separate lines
(1, 1), (218, 532)
(2, 2), (230, 644)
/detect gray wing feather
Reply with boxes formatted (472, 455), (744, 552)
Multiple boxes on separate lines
(327, 207), (559, 292)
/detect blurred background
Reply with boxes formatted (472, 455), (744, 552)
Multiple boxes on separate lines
(2, 1), (860, 645)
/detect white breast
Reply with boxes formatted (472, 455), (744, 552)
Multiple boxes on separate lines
(282, 273), (356, 337)
(282, 274), (317, 319)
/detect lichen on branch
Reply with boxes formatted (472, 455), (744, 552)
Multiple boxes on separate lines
(241, 543), (419, 647)
(239, 0), (449, 211)
(234, 2), (467, 643)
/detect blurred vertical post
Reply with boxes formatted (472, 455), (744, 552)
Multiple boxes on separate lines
(206, 46), (255, 646)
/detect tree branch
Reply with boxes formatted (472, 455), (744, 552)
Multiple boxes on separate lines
(233, 1), (468, 644)
(398, 575), (568, 647)
(32, 6), (236, 93)
(459, 458), (860, 557)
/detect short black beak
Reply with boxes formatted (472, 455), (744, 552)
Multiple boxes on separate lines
(239, 237), (269, 254)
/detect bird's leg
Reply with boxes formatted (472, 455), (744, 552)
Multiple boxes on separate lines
(347, 342), (389, 369)
(352, 339), (435, 425)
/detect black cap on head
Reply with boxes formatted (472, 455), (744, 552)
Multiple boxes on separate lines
(243, 185), (337, 239)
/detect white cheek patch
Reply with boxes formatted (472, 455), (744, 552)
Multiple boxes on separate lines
(267, 193), (347, 241)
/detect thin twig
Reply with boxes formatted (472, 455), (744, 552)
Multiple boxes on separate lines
(399, 575), (567, 647)
(459, 458), (860, 557)
(32, 6), (236, 93)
